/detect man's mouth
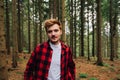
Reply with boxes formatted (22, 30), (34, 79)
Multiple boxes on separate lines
(51, 35), (56, 39)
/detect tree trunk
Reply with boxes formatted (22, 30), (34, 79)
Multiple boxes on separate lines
(38, 0), (43, 44)
(17, 0), (22, 53)
(114, 14), (118, 58)
(112, 4), (118, 59)
(53, 0), (57, 18)
(92, 1), (95, 57)
(12, 0), (18, 68)
(96, 0), (103, 65)
(57, 0), (61, 20)
(61, 0), (66, 43)
(0, 0), (8, 79)
(5, 0), (10, 55)
(28, 0), (31, 53)
(73, 0), (77, 58)
(87, 1), (90, 60)
(33, 0), (38, 48)
(70, 0), (74, 56)
(49, 0), (53, 18)
(81, 0), (85, 56)
(109, 0), (114, 61)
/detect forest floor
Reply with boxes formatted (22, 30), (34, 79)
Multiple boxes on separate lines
(8, 53), (120, 80)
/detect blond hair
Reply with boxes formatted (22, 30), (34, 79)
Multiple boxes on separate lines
(44, 19), (62, 31)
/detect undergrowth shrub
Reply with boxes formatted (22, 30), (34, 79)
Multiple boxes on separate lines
(79, 73), (88, 78)
(89, 77), (98, 80)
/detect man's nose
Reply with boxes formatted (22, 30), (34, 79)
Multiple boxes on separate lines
(51, 31), (55, 35)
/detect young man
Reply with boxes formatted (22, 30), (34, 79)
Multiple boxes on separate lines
(24, 19), (75, 80)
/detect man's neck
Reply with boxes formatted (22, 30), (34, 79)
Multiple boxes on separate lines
(50, 41), (60, 45)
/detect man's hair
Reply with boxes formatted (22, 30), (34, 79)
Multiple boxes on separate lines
(44, 19), (62, 31)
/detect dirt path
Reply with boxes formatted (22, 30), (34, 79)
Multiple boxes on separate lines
(75, 58), (120, 80)
(8, 54), (120, 80)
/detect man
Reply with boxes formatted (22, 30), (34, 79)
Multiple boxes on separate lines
(24, 19), (75, 80)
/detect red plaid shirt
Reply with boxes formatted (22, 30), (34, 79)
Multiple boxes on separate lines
(24, 41), (75, 80)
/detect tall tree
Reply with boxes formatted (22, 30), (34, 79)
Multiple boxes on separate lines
(91, 0), (95, 57)
(17, 0), (23, 52)
(57, 0), (62, 20)
(5, 0), (10, 55)
(73, 0), (77, 58)
(38, 0), (43, 44)
(78, 0), (81, 57)
(113, 11), (118, 58)
(61, 0), (66, 42)
(109, 0), (119, 60)
(0, 0), (8, 79)
(28, 0), (31, 53)
(53, 0), (57, 18)
(33, 0), (38, 48)
(109, 0), (115, 61)
(69, 0), (74, 54)
(12, 0), (18, 68)
(80, 0), (85, 56)
(49, 0), (53, 18)
(96, 0), (103, 65)
(87, 0), (90, 60)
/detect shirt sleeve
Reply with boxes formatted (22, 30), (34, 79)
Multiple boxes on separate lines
(68, 48), (76, 80)
(24, 45), (39, 80)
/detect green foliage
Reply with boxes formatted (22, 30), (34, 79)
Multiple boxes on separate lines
(101, 0), (109, 21)
(103, 63), (116, 72)
(89, 77), (98, 80)
(96, 62), (104, 66)
(79, 73), (88, 78)
(103, 62), (110, 67)
(22, 49), (29, 53)
(17, 58), (24, 62)
(116, 74), (120, 80)
(16, 71), (23, 74)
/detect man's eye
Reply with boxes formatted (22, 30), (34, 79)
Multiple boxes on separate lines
(47, 30), (52, 33)
(54, 29), (59, 32)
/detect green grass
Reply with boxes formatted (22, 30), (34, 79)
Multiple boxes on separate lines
(79, 73), (88, 78)
(116, 74), (120, 80)
(89, 77), (98, 80)
(17, 58), (24, 62)
(103, 63), (110, 67)
(16, 71), (23, 74)
(103, 62), (116, 72)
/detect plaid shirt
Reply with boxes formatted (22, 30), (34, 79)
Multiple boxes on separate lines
(24, 41), (75, 80)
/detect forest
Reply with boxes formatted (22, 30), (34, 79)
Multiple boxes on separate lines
(0, 0), (120, 80)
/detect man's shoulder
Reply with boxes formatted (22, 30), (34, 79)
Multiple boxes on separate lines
(61, 41), (70, 49)
(34, 41), (49, 52)
(36, 41), (49, 48)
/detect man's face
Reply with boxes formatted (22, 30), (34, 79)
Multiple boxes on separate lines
(47, 24), (62, 45)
